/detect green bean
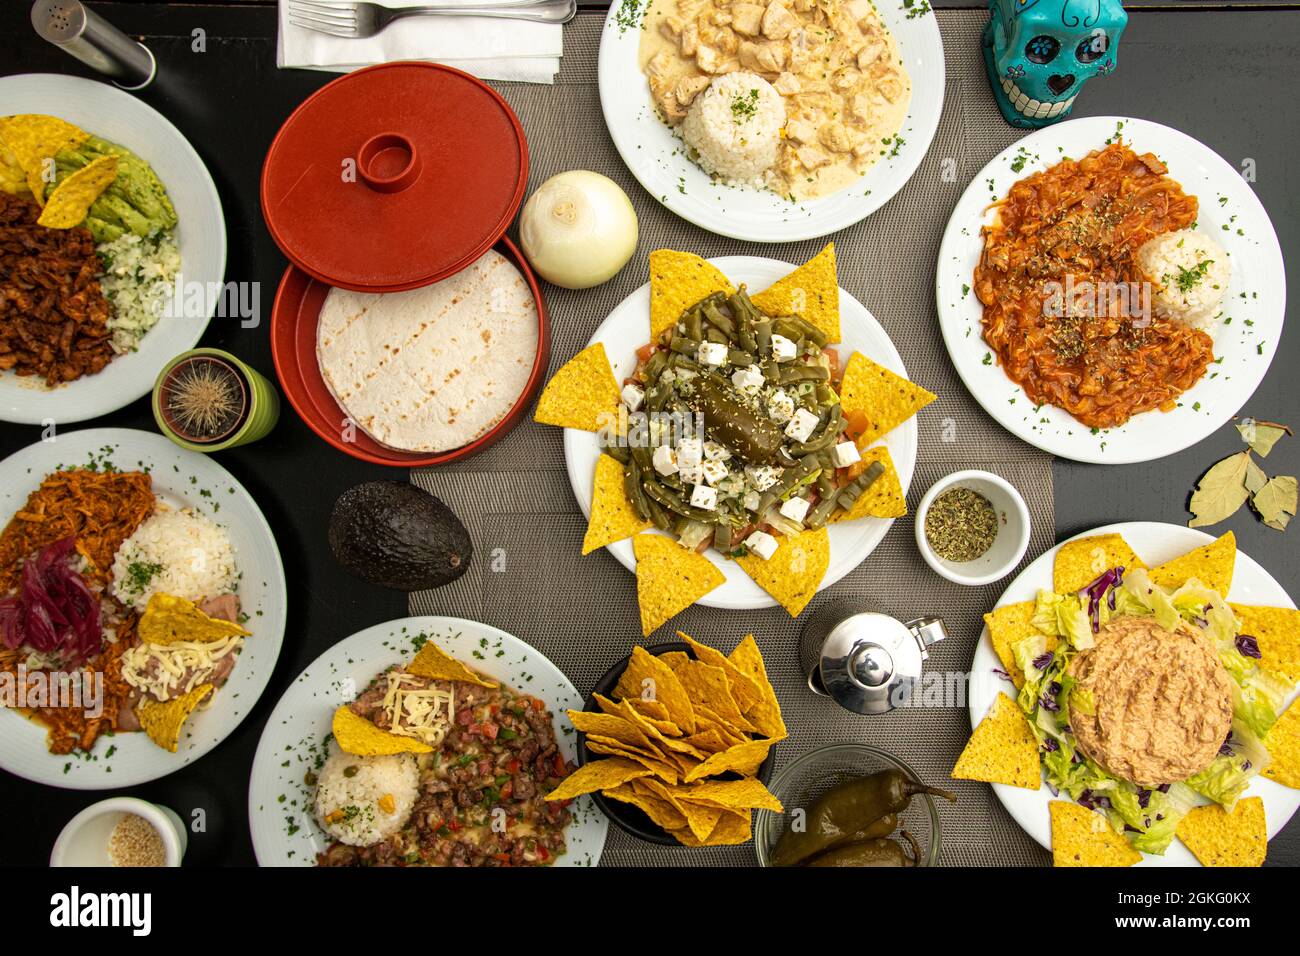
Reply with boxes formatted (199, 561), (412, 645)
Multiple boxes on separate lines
(669, 336), (700, 357)
(642, 478), (723, 524)
(604, 444), (630, 465)
(712, 523), (732, 552)
(780, 363), (830, 385)
(647, 385), (671, 414)
(776, 314), (829, 348)
(728, 349), (755, 367)
(805, 495), (839, 529)
(789, 406), (843, 456)
(624, 460), (652, 521)
(642, 351), (669, 381)
(630, 440), (653, 471)
(757, 454), (820, 514)
(755, 319), (773, 358)
(647, 498), (674, 531)
(705, 328), (729, 345)
(732, 293), (757, 353)
(816, 383), (838, 406)
(702, 301), (736, 339)
(686, 308), (704, 342)
(835, 461), (886, 511)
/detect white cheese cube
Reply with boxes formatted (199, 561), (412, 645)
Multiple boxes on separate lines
(701, 459), (730, 486)
(744, 530), (779, 561)
(780, 496), (811, 523)
(744, 464), (783, 492)
(621, 383), (645, 412)
(830, 440), (861, 468)
(784, 407), (820, 443)
(652, 444), (679, 477)
(767, 389), (796, 424)
(697, 342), (728, 366)
(690, 484), (718, 510)
(771, 334), (798, 362)
(730, 365), (765, 395)
(743, 490), (762, 512)
(678, 460), (705, 485)
(703, 440), (732, 462)
(677, 437), (704, 467)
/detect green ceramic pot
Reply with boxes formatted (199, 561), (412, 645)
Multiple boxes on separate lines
(153, 348), (280, 452)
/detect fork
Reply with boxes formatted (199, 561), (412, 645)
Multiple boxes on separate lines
(287, 0), (577, 36)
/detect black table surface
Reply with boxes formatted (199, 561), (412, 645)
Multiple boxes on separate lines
(1, 1), (1297, 867)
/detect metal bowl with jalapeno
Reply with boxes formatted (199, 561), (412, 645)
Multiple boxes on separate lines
(565, 256), (919, 610)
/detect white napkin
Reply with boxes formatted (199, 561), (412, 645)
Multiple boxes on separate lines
(277, 0), (563, 84)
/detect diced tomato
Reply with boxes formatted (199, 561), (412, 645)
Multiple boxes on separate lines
(479, 722), (499, 741)
(694, 537), (711, 554)
(447, 819), (462, 832)
(506, 758), (521, 773)
(532, 698), (545, 711)
(823, 347), (841, 383)
(636, 343), (657, 363)
(843, 408), (871, 442)
(537, 845), (550, 861)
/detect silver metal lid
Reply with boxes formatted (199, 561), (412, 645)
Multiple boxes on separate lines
(32, 1), (157, 90)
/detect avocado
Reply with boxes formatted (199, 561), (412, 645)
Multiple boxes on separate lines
(328, 481), (472, 591)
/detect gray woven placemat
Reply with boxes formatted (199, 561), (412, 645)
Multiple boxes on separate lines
(410, 8), (1053, 867)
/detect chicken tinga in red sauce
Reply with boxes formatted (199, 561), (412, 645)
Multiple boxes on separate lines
(315, 640), (576, 867)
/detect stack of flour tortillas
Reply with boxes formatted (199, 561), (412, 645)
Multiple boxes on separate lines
(317, 249), (538, 453)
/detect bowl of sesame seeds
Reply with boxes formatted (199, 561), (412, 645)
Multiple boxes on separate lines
(51, 797), (186, 867)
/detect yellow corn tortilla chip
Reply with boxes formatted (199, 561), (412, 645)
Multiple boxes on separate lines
(567, 709), (653, 750)
(533, 342), (620, 431)
(603, 696), (704, 759)
(682, 727), (733, 753)
(693, 706), (748, 747)
(670, 658), (756, 736)
(138, 593), (250, 645)
(735, 527), (829, 617)
(1231, 604), (1300, 687)
(670, 808), (753, 846)
(613, 645), (698, 734)
(406, 640), (496, 687)
(669, 796), (723, 841)
(0, 114), (88, 206)
(649, 249), (735, 341)
(0, 141), (30, 197)
(545, 757), (654, 801)
(749, 243), (840, 342)
(1263, 696), (1300, 789)
(827, 445), (907, 522)
(683, 736), (782, 782)
(332, 705), (433, 756)
(1053, 534), (1147, 594)
(602, 694), (682, 737)
(984, 602), (1056, 690)
(1050, 801), (1142, 867)
(727, 634), (786, 740)
(1176, 797), (1267, 867)
(679, 776), (783, 812)
(583, 453), (651, 554)
(601, 782), (688, 830)
(1148, 531), (1236, 596)
(584, 738), (680, 782)
(36, 155), (118, 229)
(136, 683), (214, 753)
(952, 693), (1041, 789)
(838, 351), (936, 447)
(633, 533), (725, 636)
(675, 631), (762, 713)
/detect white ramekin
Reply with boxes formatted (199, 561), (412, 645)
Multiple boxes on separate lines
(914, 469), (1031, 586)
(51, 797), (186, 867)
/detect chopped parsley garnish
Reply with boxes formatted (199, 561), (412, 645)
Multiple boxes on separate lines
(731, 89), (760, 122)
(1173, 259), (1215, 293)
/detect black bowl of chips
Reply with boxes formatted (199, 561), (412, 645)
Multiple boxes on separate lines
(573, 637), (784, 847)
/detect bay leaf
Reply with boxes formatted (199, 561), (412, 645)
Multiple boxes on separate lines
(1244, 455), (1269, 494)
(1251, 475), (1297, 532)
(1188, 451), (1251, 528)
(1235, 418), (1292, 458)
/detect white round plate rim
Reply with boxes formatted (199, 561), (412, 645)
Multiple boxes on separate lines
(968, 520), (1299, 866)
(0, 73), (227, 425)
(0, 428), (287, 790)
(596, 5), (945, 242)
(563, 255), (917, 610)
(935, 115), (1285, 464)
(247, 616), (609, 867)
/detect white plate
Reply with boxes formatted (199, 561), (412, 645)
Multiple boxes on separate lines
(936, 116), (1285, 464)
(0, 428), (287, 789)
(247, 616), (609, 867)
(564, 255), (917, 610)
(0, 74), (227, 425)
(597, 2), (945, 242)
(968, 521), (1300, 866)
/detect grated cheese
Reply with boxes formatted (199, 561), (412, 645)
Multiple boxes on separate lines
(121, 636), (242, 702)
(382, 671), (454, 747)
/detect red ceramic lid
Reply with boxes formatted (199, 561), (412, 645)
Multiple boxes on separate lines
(261, 62), (528, 292)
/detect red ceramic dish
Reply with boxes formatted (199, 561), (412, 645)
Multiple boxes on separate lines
(270, 236), (549, 467)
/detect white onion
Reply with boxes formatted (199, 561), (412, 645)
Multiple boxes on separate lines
(519, 171), (637, 289)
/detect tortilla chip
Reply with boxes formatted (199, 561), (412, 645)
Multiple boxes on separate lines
(838, 351), (936, 447)
(533, 343), (620, 431)
(952, 693), (1041, 789)
(1263, 696), (1300, 789)
(1053, 534), (1147, 593)
(136, 683), (214, 753)
(613, 645), (698, 734)
(671, 808), (753, 846)
(1231, 604), (1300, 686)
(545, 757), (655, 801)
(608, 695), (682, 737)
(332, 705), (433, 756)
(0, 114), (88, 206)
(649, 249), (735, 341)
(670, 658), (755, 735)
(679, 776), (783, 812)
(567, 709), (652, 750)
(601, 782), (688, 830)
(1148, 531), (1236, 596)
(670, 796), (724, 841)
(37, 155), (118, 229)
(1176, 797), (1267, 867)
(406, 641), (496, 687)
(735, 527), (828, 617)
(583, 453), (651, 554)
(0, 141), (30, 197)
(827, 445), (907, 522)
(727, 634), (786, 739)
(1050, 801), (1142, 867)
(683, 737), (781, 782)
(749, 243), (840, 342)
(138, 593), (250, 645)
(675, 631), (762, 713)
(633, 533), (725, 636)
(984, 602), (1055, 690)
(584, 738), (680, 782)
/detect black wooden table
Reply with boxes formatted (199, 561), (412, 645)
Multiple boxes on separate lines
(1, 0), (1297, 868)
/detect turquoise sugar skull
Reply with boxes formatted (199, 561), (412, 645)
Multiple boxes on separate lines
(983, 0), (1127, 128)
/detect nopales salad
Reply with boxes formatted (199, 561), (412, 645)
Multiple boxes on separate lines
(1016, 566), (1288, 854)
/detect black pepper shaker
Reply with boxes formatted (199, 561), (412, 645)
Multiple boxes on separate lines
(30, 0), (156, 90)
